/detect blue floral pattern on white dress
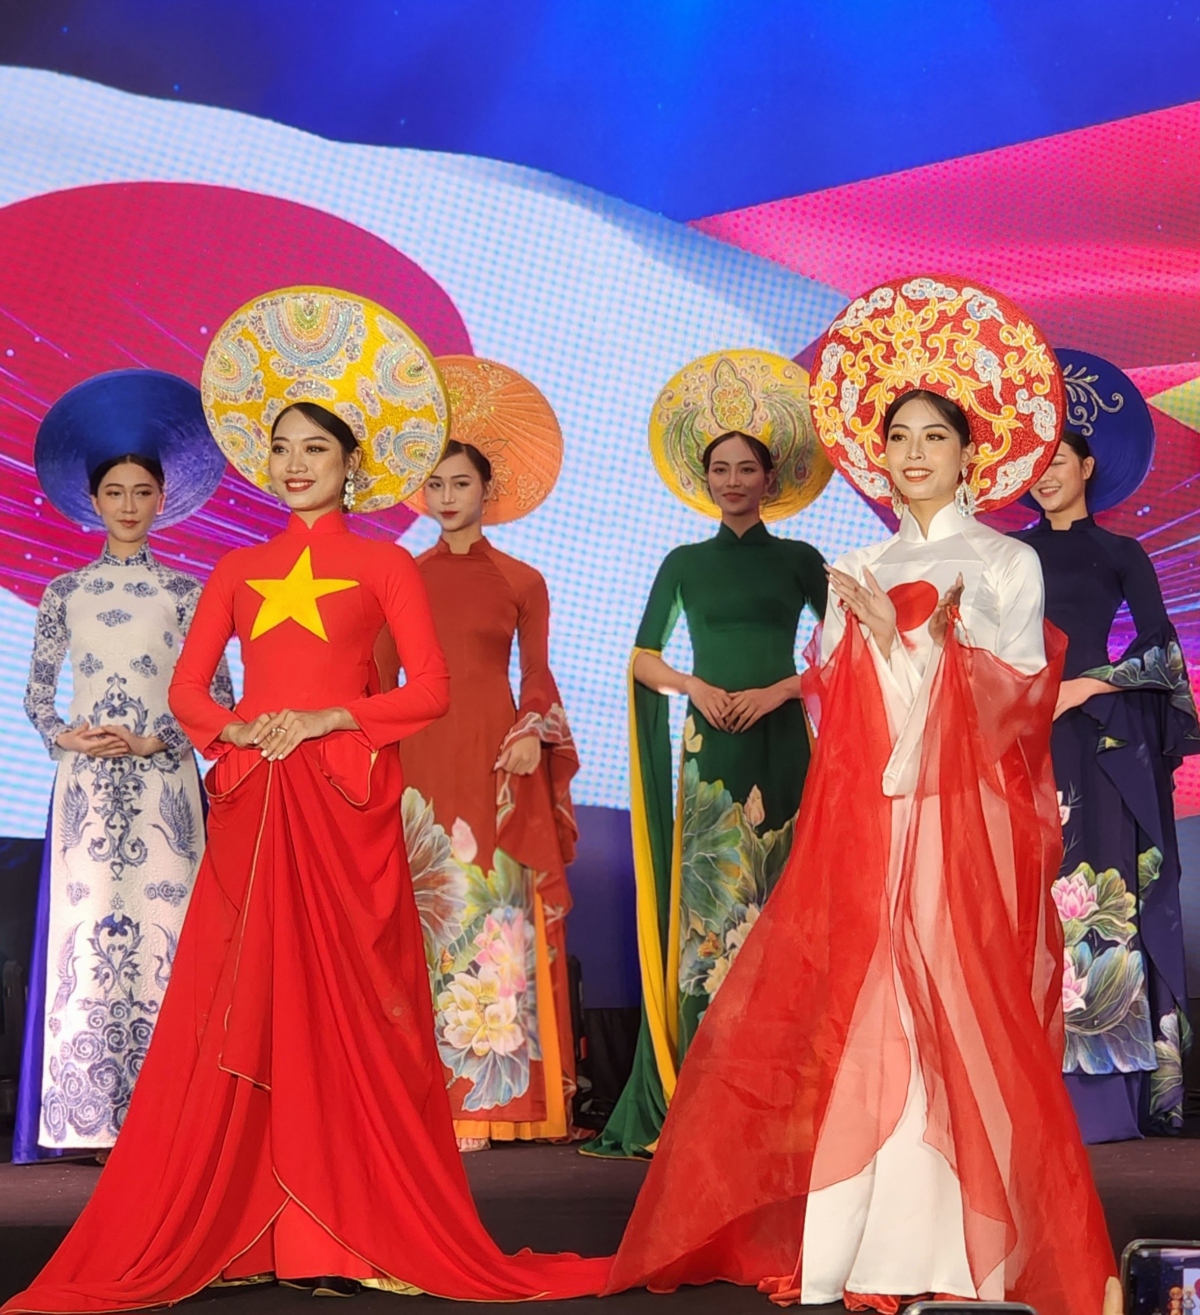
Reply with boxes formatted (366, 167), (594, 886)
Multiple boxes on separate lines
(24, 544), (232, 1149)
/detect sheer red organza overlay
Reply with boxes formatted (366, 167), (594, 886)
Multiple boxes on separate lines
(607, 618), (1115, 1315)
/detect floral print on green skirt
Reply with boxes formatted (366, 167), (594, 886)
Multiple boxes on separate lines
(676, 741), (795, 1054)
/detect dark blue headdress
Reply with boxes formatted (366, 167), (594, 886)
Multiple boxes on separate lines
(34, 369), (226, 529)
(1022, 349), (1155, 514)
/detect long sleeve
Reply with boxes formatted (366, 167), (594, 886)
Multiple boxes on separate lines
(818, 565), (847, 664)
(178, 578), (235, 712)
(886, 545), (1046, 796)
(152, 574), (235, 753)
(635, 550), (684, 654)
(993, 542), (1047, 675)
(168, 558), (240, 757)
(1119, 537), (1172, 646)
(1085, 538), (1198, 723)
(629, 549), (685, 919)
(24, 579), (72, 759)
(796, 541), (829, 624)
(343, 549), (449, 750)
(502, 564), (577, 754)
(820, 549), (925, 718)
(514, 569), (558, 720)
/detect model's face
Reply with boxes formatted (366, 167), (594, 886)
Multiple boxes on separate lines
(1031, 444), (1094, 515)
(705, 435), (774, 517)
(884, 394), (972, 506)
(423, 452), (488, 531)
(90, 461), (164, 543)
(268, 408), (358, 514)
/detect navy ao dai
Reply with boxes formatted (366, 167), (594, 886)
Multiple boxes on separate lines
(1018, 516), (1199, 1141)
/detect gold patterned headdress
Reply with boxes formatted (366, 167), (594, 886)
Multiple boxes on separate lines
(809, 276), (1064, 511)
(201, 286), (448, 513)
(648, 349), (833, 520)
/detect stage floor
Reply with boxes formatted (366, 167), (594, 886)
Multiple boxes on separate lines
(1, 1139), (1197, 1312)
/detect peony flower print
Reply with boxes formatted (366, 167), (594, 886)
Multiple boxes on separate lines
(400, 788), (469, 967)
(438, 967), (524, 1059)
(416, 830), (541, 1113)
(435, 962), (534, 1112)
(725, 903), (761, 957)
(1055, 855), (1153, 1074)
(702, 904), (762, 998)
(703, 955), (731, 997)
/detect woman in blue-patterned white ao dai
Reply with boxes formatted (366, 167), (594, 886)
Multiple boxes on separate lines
(22, 544), (232, 1154)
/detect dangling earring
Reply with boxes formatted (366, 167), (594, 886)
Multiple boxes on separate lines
(954, 478), (976, 518)
(891, 489), (906, 519)
(342, 474), (355, 512)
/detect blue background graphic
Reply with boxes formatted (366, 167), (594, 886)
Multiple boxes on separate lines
(4, 0), (1200, 217)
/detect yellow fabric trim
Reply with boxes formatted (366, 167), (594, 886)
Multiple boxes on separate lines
(628, 647), (678, 1101)
(453, 891), (568, 1141)
(664, 746), (685, 1051)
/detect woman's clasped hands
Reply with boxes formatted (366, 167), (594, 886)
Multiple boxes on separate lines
(56, 721), (167, 757)
(684, 675), (793, 734)
(221, 707), (355, 761)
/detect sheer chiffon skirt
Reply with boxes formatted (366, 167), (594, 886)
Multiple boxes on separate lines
(606, 622), (1114, 1315)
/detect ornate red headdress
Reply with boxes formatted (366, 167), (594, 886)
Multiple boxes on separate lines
(808, 276), (1064, 512)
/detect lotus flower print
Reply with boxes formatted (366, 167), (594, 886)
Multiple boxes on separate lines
(702, 904), (762, 998)
(1062, 951), (1088, 1014)
(450, 817), (478, 865)
(704, 955), (732, 997)
(725, 903), (761, 956)
(473, 909), (530, 996)
(677, 759), (793, 1009)
(1053, 868), (1099, 923)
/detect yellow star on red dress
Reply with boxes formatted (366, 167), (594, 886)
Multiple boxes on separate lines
(246, 546), (359, 641)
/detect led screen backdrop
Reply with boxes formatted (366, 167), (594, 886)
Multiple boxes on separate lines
(0, 68), (868, 834)
(1, 1), (1199, 836)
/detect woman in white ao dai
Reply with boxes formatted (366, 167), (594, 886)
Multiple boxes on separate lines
(804, 491), (1046, 1302)
(16, 371), (229, 1161)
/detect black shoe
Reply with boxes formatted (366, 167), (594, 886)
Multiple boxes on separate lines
(312, 1278), (360, 1298)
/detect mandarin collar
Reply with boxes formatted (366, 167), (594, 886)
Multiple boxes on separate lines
(434, 534), (492, 558)
(100, 542), (154, 568)
(898, 501), (970, 544)
(285, 509), (349, 536)
(1025, 514), (1095, 536)
(715, 520), (772, 547)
